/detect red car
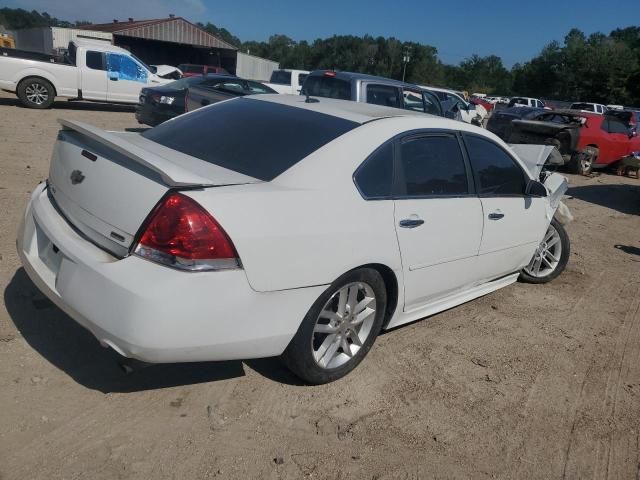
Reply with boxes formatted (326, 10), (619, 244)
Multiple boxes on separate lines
(469, 96), (495, 113)
(576, 111), (639, 168)
(177, 64), (229, 77)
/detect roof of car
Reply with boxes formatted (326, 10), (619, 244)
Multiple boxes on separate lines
(249, 93), (432, 124)
(73, 39), (130, 54)
(308, 70), (421, 89)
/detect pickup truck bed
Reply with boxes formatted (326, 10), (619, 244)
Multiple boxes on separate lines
(0, 47), (69, 64)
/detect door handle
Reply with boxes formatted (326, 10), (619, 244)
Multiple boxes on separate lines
(488, 212), (504, 220)
(399, 218), (425, 228)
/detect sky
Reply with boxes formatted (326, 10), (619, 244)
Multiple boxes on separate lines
(2, 0), (637, 67)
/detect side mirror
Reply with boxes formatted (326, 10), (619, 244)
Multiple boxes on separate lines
(526, 179), (548, 197)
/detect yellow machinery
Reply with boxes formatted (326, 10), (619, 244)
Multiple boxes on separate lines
(0, 34), (16, 49)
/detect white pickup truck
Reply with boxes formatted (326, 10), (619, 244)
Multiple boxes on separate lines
(263, 69), (310, 94)
(0, 40), (171, 109)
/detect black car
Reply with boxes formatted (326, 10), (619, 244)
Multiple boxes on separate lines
(136, 74), (275, 126)
(300, 70), (445, 117)
(486, 106), (547, 140)
(183, 77), (277, 113)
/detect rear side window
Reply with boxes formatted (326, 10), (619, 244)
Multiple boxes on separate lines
(270, 71), (292, 85)
(606, 117), (630, 134)
(399, 135), (468, 196)
(142, 98), (358, 181)
(86, 51), (105, 70)
(302, 75), (351, 100)
(423, 90), (442, 116)
(298, 73), (308, 84)
(464, 134), (526, 196)
(367, 84), (402, 108)
(354, 143), (393, 199)
(402, 89), (425, 112)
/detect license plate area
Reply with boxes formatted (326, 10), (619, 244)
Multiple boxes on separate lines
(35, 222), (63, 280)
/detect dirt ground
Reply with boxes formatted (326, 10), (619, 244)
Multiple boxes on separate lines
(1, 90), (639, 480)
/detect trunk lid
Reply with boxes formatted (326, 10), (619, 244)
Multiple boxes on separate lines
(48, 119), (258, 257)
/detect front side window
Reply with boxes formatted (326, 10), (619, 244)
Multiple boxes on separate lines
(86, 51), (105, 70)
(464, 134), (526, 196)
(354, 143), (393, 199)
(215, 81), (245, 94)
(606, 117), (630, 134)
(366, 84), (402, 109)
(107, 54), (148, 83)
(246, 80), (276, 94)
(399, 134), (468, 197)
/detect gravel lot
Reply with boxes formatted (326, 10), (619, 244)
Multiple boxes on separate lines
(1, 90), (639, 480)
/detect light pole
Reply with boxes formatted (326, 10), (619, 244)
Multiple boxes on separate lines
(402, 46), (411, 82)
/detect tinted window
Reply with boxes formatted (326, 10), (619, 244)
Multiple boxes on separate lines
(465, 135), (526, 195)
(367, 84), (401, 108)
(179, 65), (204, 73)
(354, 143), (393, 198)
(269, 70), (292, 85)
(298, 73), (308, 84)
(86, 51), (104, 70)
(246, 80), (276, 94)
(142, 98), (357, 181)
(215, 81), (245, 93)
(301, 76), (351, 100)
(607, 117), (630, 134)
(400, 135), (468, 196)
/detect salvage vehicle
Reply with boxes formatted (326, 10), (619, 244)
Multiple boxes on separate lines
(137, 75), (275, 125)
(264, 69), (310, 94)
(17, 94), (571, 384)
(184, 77), (276, 112)
(470, 95), (496, 113)
(486, 106), (546, 140)
(301, 70), (444, 117)
(177, 64), (229, 77)
(491, 109), (638, 175)
(569, 102), (606, 114)
(0, 40), (171, 108)
(424, 85), (487, 125)
(150, 65), (182, 80)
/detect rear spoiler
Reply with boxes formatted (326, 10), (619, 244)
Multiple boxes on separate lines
(58, 119), (216, 187)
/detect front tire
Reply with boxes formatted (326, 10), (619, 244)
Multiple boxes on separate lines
(570, 147), (596, 176)
(520, 218), (570, 284)
(17, 78), (55, 109)
(282, 268), (387, 384)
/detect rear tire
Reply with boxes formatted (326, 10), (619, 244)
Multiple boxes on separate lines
(519, 218), (570, 284)
(282, 268), (386, 384)
(17, 77), (55, 109)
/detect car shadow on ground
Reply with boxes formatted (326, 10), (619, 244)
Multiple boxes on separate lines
(4, 268), (304, 393)
(0, 97), (136, 113)
(614, 244), (640, 257)
(567, 182), (640, 216)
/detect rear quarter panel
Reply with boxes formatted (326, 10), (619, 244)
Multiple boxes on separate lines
(0, 57), (78, 96)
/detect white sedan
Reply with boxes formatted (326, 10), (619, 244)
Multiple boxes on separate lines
(17, 95), (570, 384)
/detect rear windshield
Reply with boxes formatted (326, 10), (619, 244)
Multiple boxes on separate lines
(301, 76), (351, 101)
(570, 103), (593, 111)
(269, 70), (292, 85)
(179, 64), (204, 73)
(142, 98), (358, 181)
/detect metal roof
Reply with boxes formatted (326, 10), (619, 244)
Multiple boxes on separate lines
(79, 17), (237, 51)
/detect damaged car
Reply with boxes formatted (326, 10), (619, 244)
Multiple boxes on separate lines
(488, 109), (638, 175)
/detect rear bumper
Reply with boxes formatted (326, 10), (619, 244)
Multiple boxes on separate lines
(135, 103), (175, 126)
(17, 184), (324, 363)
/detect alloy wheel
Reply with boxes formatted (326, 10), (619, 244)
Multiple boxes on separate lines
(524, 224), (563, 278)
(311, 282), (377, 369)
(25, 83), (49, 105)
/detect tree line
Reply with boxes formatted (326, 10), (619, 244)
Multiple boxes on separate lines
(2, 8), (638, 105)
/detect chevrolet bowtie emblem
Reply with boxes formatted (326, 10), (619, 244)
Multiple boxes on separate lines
(70, 170), (85, 185)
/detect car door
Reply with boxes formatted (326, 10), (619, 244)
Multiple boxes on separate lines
(393, 132), (484, 311)
(605, 116), (633, 160)
(80, 50), (107, 101)
(462, 133), (549, 281)
(106, 53), (150, 103)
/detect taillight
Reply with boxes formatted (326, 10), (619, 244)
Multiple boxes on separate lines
(324, 71), (337, 77)
(134, 192), (240, 271)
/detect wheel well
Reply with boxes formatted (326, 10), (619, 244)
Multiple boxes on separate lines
(357, 263), (399, 328)
(18, 76), (57, 97)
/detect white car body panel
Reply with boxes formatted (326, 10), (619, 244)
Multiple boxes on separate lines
(0, 40), (169, 104)
(17, 95), (569, 364)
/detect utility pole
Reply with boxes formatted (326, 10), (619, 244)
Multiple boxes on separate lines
(402, 46), (411, 82)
